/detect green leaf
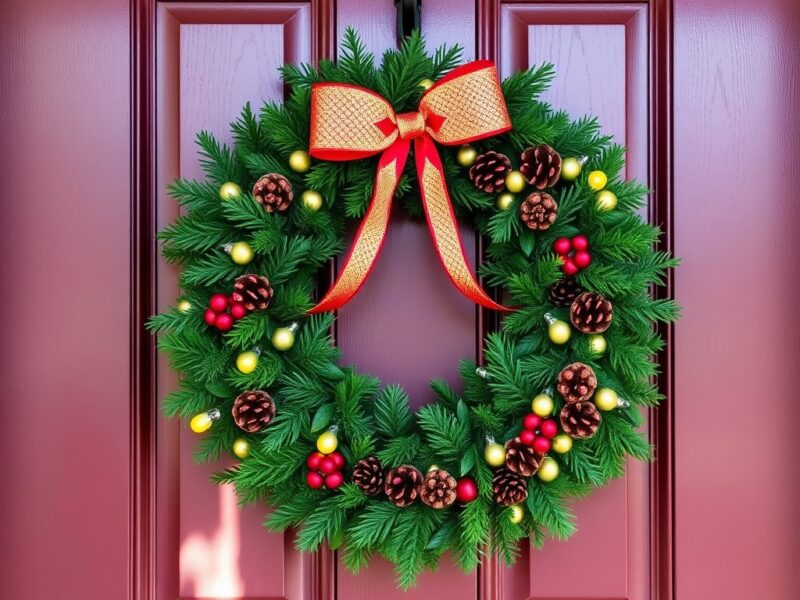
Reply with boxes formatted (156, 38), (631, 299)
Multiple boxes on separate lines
(460, 447), (476, 476)
(426, 517), (457, 550)
(519, 229), (536, 257)
(311, 404), (335, 433)
(206, 380), (235, 398)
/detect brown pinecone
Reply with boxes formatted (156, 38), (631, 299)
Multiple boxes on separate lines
(520, 192), (558, 230)
(556, 362), (598, 403)
(231, 390), (276, 432)
(352, 456), (385, 496)
(420, 469), (457, 509)
(504, 437), (544, 477)
(252, 173), (293, 213)
(560, 401), (601, 439)
(384, 465), (423, 507)
(520, 144), (562, 189)
(548, 277), (583, 307)
(570, 291), (613, 334)
(232, 274), (273, 311)
(469, 150), (512, 193)
(492, 467), (528, 506)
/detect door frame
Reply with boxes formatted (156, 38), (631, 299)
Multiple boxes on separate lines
(129, 1), (675, 598)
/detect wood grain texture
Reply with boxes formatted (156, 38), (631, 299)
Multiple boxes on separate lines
(673, 1), (800, 598)
(0, 1), (131, 599)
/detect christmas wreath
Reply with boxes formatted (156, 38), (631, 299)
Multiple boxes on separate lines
(150, 30), (679, 588)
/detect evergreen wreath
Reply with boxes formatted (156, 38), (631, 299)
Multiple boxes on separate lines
(149, 30), (679, 589)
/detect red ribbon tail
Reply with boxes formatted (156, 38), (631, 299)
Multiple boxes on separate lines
(308, 139), (412, 314)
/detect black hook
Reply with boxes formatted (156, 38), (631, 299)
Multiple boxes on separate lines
(395, 0), (421, 47)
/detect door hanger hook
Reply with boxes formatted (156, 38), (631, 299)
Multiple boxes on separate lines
(395, 0), (421, 47)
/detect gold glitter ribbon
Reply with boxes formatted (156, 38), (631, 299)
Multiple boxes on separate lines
(308, 61), (512, 313)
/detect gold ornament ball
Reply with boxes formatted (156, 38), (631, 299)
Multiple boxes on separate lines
(457, 144), (478, 167)
(504, 170), (527, 194)
(232, 437), (251, 459)
(596, 190), (618, 211)
(289, 150), (311, 173)
(236, 351), (259, 374)
(531, 393), (554, 417)
(177, 299), (192, 313)
(272, 327), (296, 352)
(594, 387), (619, 411)
(537, 456), (560, 482)
(552, 434), (573, 454)
(229, 241), (254, 265)
(484, 442), (507, 467)
(548, 319), (571, 345)
(508, 504), (524, 524)
(317, 431), (339, 454)
(190, 410), (218, 434)
(418, 78), (435, 90)
(219, 181), (242, 201)
(588, 334), (607, 355)
(561, 157), (583, 181)
(587, 170), (608, 191)
(302, 190), (323, 212)
(496, 192), (515, 211)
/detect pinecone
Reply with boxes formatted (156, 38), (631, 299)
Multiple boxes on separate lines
(252, 173), (293, 213)
(231, 390), (276, 433)
(556, 362), (598, 403)
(492, 467), (528, 506)
(560, 401), (601, 439)
(520, 192), (558, 230)
(232, 274), (273, 311)
(504, 437), (544, 477)
(548, 277), (583, 307)
(384, 465), (423, 507)
(570, 291), (613, 334)
(351, 456), (385, 496)
(520, 144), (562, 189)
(469, 150), (512, 193)
(420, 469), (457, 509)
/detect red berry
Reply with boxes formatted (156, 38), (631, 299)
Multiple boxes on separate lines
(203, 308), (218, 326)
(306, 471), (324, 489)
(573, 250), (592, 269)
(540, 419), (558, 439)
(230, 302), (247, 320)
(319, 457), (337, 475)
(532, 436), (552, 454)
(306, 451), (325, 470)
(215, 313), (234, 331)
(571, 235), (589, 251)
(562, 257), (579, 275)
(522, 413), (542, 431)
(209, 293), (229, 313)
(325, 471), (344, 490)
(553, 237), (572, 256)
(519, 429), (536, 446)
(456, 477), (478, 503)
(329, 451), (345, 469)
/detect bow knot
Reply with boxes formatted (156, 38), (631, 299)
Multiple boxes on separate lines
(308, 61), (513, 314)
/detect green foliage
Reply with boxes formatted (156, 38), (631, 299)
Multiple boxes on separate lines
(151, 29), (677, 588)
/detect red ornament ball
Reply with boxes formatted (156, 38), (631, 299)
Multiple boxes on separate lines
(540, 419), (559, 439)
(532, 436), (552, 454)
(306, 471), (324, 489)
(553, 237), (572, 256)
(519, 429), (536, 446)
(329, 451), (345, 469)
(319, 457), (337, 475)
(573, 250), (592, 268)
(230, 302), (247, 320)
(562, 257), (579, 275)
(522, 413), (542, 431)
(456, 477), (478, 503)
(572, 235), (589, 251)
(325, 471), (344, 490)
(203, 309), (218, 326)
(209, 293), (229, 313)
(215, 313), (234, 331)
(306, 451), (325, 470)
